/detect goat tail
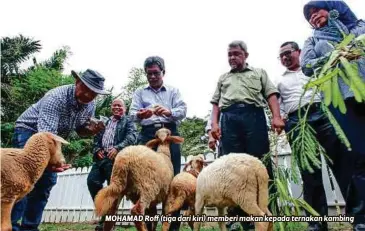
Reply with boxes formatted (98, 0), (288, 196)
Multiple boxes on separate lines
(94, 157), (129, 216)
(256, 165), (270, 213)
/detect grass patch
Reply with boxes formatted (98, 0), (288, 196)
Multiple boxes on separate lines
(39, 221), (353, 231)
(39, 223), (219, 231)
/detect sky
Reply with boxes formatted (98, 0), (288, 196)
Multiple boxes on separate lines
(1, 0), (364, 119)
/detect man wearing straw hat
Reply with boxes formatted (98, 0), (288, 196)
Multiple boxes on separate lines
(11, 69), (110, 231)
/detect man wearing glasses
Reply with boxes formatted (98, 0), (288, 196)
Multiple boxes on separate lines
(276, 41), (353, 231)
(129, 56), (187, 231)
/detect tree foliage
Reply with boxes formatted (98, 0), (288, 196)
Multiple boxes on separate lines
(1, 34), (41, 79)
(120, 67), (148, 112)
(179, 116), (210, 156)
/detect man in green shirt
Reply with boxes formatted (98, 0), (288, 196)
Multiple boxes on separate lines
(210, 40), (284, 230)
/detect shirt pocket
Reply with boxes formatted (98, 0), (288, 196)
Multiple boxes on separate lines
(244, 75), (262, 93)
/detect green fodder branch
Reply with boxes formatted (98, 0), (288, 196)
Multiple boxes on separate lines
(263, 134), (319, 231)
(285, 80), (324, 173)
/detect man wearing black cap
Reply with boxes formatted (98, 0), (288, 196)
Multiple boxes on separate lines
(129, 56), (187, 231)
(11, 69), (110, 231)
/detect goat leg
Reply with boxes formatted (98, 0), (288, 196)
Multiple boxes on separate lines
(1, 200), (15, 231)
(239, 202), (268, 231)
(131, 199), (148, 231)
(103, 196), (122, 231)
(147, 203), (158, 231)
(162, 194), (185, 231)
(184, 208), (195, 230)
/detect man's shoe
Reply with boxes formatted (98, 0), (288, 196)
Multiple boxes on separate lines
(241, 221), (255, 231)
(307, 222), (328, 231)
(226, 222), (241, 231)
(307, 223), (321, 231)
(95, 224), (103, 231)
(353, 223), (365, 231)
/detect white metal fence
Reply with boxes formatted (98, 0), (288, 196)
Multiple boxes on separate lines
(41, 139), (346, 224)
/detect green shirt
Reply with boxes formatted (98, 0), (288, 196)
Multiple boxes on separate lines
(211, 65), (279, 109)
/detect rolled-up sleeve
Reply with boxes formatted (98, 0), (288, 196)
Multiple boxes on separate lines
(170, 88), (187, 121)
(37, 96), (61, 134)
(210, 77), (222, 105)
(260, 69), (279, 99)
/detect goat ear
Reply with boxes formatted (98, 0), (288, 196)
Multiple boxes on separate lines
(46, 133), (69, 145)
(183, 160), (192, 171)
(197, 154), (205, 161)
(168, 136), (184, 144)
(146, 138), (160, 149)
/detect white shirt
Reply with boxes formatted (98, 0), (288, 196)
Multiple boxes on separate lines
(276, 68), (322, 118)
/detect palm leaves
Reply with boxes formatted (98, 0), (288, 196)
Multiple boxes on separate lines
(33, 46), (72, 71)
(1, 34), (41, 79)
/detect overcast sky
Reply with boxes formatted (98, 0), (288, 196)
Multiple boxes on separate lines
(1, 0), (364, 119)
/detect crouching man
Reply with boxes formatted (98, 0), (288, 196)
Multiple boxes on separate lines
(87, 98), (137, 231)
(11, 69), (110, 231)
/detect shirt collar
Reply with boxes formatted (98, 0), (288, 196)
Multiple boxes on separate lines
(145, 84), (167, 92)
(282, 67), (302, 76)
(229, 63), (253, 73)
(110, 115), (123, 122)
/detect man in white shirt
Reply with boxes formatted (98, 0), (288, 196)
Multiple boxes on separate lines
(276, 41), (353, 231)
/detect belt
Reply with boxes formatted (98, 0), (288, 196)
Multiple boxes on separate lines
(221, 102), (258, 112)
(288, 102), (322, 118)
(142, 123), (175, 129)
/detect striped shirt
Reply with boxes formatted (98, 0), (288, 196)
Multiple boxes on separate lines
(101, 117), (119, 150)
(129, 84), (187, 126)
(15, 84), (95, 139)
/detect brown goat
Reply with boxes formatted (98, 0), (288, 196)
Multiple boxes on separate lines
(162, 154), (207, 231)
(94, 128), (184, 231)
(1, 132), (69, 231)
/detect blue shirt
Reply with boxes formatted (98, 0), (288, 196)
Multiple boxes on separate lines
(15, 84), (95, 139)
(129, 84), (187, 126)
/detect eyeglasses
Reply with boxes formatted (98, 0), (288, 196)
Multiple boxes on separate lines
(277, 49), (297, 60)
(146, 71), (162, 77)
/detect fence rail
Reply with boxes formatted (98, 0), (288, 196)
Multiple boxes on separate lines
(41, 139), (345, 224)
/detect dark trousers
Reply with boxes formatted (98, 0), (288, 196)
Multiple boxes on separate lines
(219, 103), (275, 230)
(329, 97), (365, 225)
(87, 158), (114, 227)
(11, 128), (58, 231)
(285, 103), (353, 229)
(138, 123), (181, 231)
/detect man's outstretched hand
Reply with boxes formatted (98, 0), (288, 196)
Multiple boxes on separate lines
(48, 164), (72, 172)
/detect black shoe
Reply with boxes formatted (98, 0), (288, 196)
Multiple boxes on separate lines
(95, 224), (103, 231)
(307, 222), (328, 231)
(226, 222), (241, 231)
(354, 223), (365, 231)
(241, 221), (255, 231)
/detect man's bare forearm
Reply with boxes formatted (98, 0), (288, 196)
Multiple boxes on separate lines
(267, 94), (281, 119)
(211, 104), (220, 126)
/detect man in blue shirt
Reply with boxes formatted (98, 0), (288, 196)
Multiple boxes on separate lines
(129, 56), (187, 231)
(11, 69), (110, 231)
